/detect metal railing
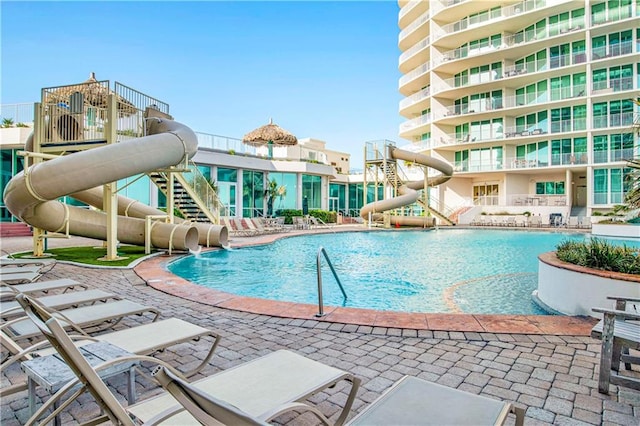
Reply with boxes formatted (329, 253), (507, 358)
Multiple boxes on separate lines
(315, 246), (347, 317)
(399, 10), (430, 43)
(185, 161), (228, 222)
(399, 36), (430, 65)
(399, 113), (432, 133)
(0, 103), (35, 125)
(399, 62), (431, 88)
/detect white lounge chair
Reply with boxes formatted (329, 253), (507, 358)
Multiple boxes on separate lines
(1, 299), (160, 342)
(15, 293), (360, 426)
(0, 257), (55, 268)
(1, 315), (221, 397)
(0, 279), (87, 301)
(1, 289), (117, 320)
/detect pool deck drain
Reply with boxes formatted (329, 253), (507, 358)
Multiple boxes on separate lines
(135, 228), (598, 336)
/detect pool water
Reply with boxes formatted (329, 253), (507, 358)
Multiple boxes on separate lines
(168, 229), (634, 315)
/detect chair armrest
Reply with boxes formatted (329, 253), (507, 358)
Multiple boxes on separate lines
(607, 296), (640, 303)
(592, 307), (640, 321)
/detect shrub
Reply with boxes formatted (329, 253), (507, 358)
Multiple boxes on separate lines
(556, 238), (640, 275)
(275, 209), (337, 224)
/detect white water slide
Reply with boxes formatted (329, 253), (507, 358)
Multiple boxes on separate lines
(3, 118), (227, 251)
(359, 147), (453, 226)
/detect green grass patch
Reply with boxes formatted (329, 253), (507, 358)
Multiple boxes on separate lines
(12, 245), (153, 267)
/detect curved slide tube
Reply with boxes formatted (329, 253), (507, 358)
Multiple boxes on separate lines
(3, 118), (224, 251)
(70, 188), (228, 247)
(360, 147), (453, 226)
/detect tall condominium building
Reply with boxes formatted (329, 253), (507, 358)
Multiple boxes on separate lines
(397, 0), (639, 220)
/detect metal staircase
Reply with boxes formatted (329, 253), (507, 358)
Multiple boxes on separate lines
(148, 162), (224, 224)
(382, 159), (455, 226)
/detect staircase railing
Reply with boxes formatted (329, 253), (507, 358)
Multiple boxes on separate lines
(316, 246), (347, 317)
(178, 161), (227, 223)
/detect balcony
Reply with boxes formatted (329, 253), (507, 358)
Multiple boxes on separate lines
(399, 113), (432, 134)
(508, 194), (567, 207)
(435, 24), (584, 68)
(399, 87), (430, 112)
(399, 36), (430, 70)
(504, 127), (548, 139)
(592, 77), (635, 94)
(593, 147), (636, 164)
(591, 40), (635, 61)
(592, 112), (635, 129)
(399, 62), (431, 92)
(399, 10), (430, 48)
(591, 5), (635, 26)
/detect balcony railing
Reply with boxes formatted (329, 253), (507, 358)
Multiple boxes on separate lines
(399, 87), (430, 110)
(436, 23), (584, 66)
(593, 77), (635, 93)
(504, 127), (548, 138)
(399, 10), (430, 43)
(399, 113), (432, 133)
(593, 112), (635, 129)
(508, 194), (566, 207)
(550, 118), (587, 133)
(550, 152), (588, 166)
(435, 52), (586, 95)
(591, 5), (635, 26)
(399, 0), (422, 20)
(592, 40), (635, 61)
(399, 36), (430, 65)
(0, 103), (35, 125)
(593, 147), (636, 163)
(399, 62), (431, 87)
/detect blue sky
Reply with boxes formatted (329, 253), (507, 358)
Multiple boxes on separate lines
(1, 1), (402, 167)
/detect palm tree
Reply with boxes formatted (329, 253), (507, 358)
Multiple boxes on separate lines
(622, 99), (640, 210)
(624, 158), (640, 210)
(264, 179), (286, 217)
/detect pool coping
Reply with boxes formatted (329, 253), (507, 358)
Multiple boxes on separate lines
(134, 226), (599, 336)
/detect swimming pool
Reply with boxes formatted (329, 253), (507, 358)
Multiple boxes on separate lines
(168, 229), (634, 315)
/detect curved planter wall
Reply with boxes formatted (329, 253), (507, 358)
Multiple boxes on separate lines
(591, 223), (640, 238)
(536, 252), (640, 317)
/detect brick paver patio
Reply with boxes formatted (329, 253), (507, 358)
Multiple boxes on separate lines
(1, 233), (639, 425)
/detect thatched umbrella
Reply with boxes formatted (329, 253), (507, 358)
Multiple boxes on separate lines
(243, 118), (298, 158)
(44, 72), (137, 117)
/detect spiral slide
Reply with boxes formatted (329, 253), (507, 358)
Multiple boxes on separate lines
(360, 147), (453, 227)
(3, 118), (227, 251)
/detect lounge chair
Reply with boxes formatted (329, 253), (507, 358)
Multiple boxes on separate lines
(567, 216), (579, 228)
(15, 293), (360, 426)
(1, 268), (42, 284)
(1, 299), (160, 343)
(0, 278), (87, 301)
(1, 313), (221, 397)
(591, 296), (640, 394)
(1, 288), (117, 320)
(222, 217), (249, 237)
(150, 368), (525, 426)
(234, 218), (259, 236)
(0, 257), (55, 268)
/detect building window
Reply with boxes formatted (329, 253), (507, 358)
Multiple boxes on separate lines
(302, 174), (322, 210)
(536, 181), (565, 195)
(242, 170), (264, 218)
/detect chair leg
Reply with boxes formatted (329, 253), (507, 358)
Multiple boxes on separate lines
(598, 317), (615, 394)
(612, 340), (623, 372)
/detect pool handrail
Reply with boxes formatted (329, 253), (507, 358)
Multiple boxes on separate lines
(316, 246), (347, 317)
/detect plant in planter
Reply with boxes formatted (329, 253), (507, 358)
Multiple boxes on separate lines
(556, 238), (640, 274)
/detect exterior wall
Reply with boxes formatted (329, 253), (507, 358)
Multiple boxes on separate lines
(397, 0), (640, 218)
(537, 252), (640, 317)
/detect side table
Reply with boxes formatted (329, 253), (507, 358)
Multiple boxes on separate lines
(21, 341), (138, 425)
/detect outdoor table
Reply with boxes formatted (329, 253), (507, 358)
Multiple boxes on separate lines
(21, 341), (138, 426)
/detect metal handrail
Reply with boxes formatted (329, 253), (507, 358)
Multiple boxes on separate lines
(316, 246), (347, 317)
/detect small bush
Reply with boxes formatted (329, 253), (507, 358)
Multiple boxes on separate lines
(556, 238), (640, 275)
(275, 209), (337, 224)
